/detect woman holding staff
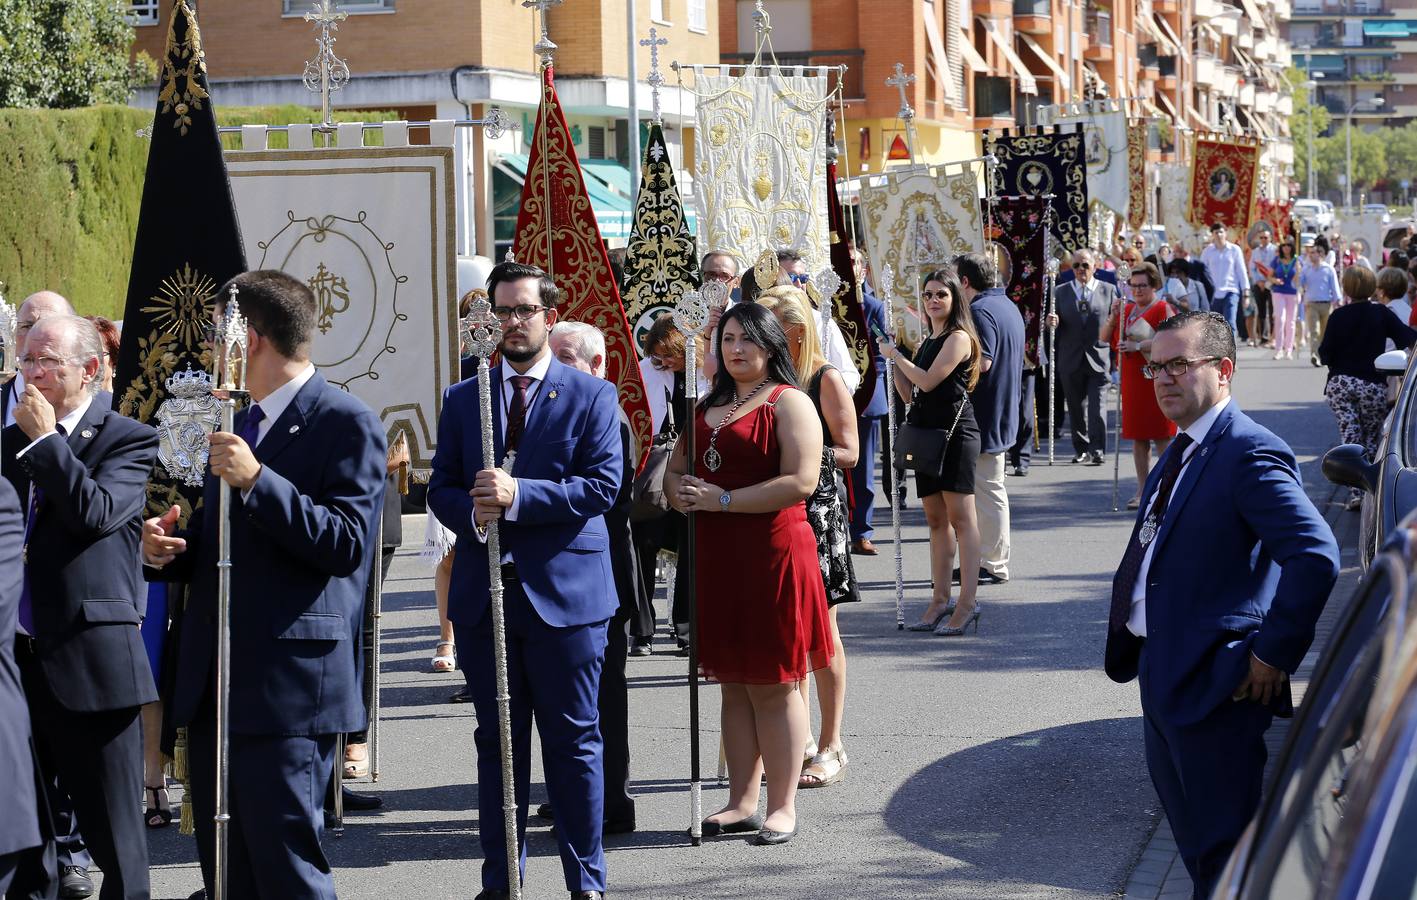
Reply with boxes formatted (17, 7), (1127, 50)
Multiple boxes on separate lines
(665, 303), (831, 846)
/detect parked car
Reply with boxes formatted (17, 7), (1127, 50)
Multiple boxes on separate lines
(1362, 203), (1392, 225)
(1296, 199), (1335, 233)
(1215, 533), (1417, 898)
(1324, 348), (1416, 568)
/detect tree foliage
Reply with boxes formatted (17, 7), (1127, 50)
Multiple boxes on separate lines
(1315, 126), (1387, 196)
(1286, 66), (1331, 195)
(0, 0), (154, 109)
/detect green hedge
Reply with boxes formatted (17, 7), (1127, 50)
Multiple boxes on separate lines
(0, 103), (397, 319)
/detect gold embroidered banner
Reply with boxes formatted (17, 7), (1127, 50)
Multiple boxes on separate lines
(987, 130), (1089, 253)
(1127, 121), (1148, 232)
(1188, 134), (1260, 234)
(693, 67), (830, 273)
(624, 123), (698, 353)
(860, 164), (983, 350)
(1158, 160), (1208, 252)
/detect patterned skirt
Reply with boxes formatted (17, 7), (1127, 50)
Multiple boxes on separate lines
(806, 454), (861, 607)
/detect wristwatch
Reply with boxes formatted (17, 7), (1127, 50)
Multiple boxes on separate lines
(719, 490), (731, 512)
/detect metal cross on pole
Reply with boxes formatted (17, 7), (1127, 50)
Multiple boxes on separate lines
(886, 63), (918, 163)
(641, 27), (669, 125)
(302, 0), (350, 130)
(522, 0), (564, 66)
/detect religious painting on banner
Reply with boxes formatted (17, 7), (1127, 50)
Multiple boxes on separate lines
(1043, 100), (1130, 220)
(516, 65), (652, 468)
(225, 136), (458, 479)
(860, 164), (983, 351)
(1188, 134), (1260, 234)
(1127, 122), (1148, 233)
(986, 196), (1049, 368)
(692, 67), (831, 274)
(624, 123), (698, 353)
(113, 0), (247, 525)
(987, 130), (1089, 253)
(1252, 198), (1294, 246)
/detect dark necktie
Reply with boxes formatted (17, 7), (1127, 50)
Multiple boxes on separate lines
(1108, 432), (1195, 632)
(505, 376), (533, 454)
(237, 403), (265, 448)
(19, 423), (66, 634)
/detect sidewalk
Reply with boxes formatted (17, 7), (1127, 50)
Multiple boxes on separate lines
(1122, 480), (1364, 899)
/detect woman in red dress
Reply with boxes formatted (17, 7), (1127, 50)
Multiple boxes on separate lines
(665, 303), (832, 846)
(1101, 261), (1177, 508)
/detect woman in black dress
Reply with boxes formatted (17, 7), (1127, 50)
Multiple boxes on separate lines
(876, 267), (984, 636)
(759, 286), (859, 788)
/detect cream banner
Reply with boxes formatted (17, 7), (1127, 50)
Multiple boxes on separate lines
(226, 135), (458, 477)
(1044, 100), (1130, 219)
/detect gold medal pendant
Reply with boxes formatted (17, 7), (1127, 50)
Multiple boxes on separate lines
(703, 447), (722, 472)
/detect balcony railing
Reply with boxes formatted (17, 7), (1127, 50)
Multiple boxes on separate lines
(719, 49), (866, 100)
(1013, 0), (1051, 14)
(1086, 9), (1112, 44)
(974, 74), (1014, 119)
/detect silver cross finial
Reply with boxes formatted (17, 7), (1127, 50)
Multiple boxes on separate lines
(522, 0), (564, 65)
(752, 0), (772, 38)
(886, 63), (916, 122)
(641, 27), (670, 125)
(302, 0), (350, 129)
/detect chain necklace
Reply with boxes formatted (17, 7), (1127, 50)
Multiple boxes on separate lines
(704, 378), (770, 472)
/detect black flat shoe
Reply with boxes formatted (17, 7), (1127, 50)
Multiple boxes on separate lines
(571, 892), (604, 900)
(754, 825), (797, 845)
(449, 685), (475, 703)
(693, 814), (763, 837)
(338, 787), (383, 811)
(474, 891), (511, 900)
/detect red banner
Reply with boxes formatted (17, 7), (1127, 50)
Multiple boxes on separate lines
(1188, 134), (1260, 235)
(514, 65), (652, 470)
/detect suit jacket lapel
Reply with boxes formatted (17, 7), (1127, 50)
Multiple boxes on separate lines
(65, 393), (110, 458)
(1153, 403), (1237, 555)
(488, 366), (506, 469)
(251, 373), (322, 465)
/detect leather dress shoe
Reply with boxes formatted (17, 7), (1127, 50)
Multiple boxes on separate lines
(571, 892), (604, 900)
(629, 638), (652, 656)
(536, 802), (555, 820)
(338, 787), (383, 811)
(474, 891), (511, 900)
(1011, 465), (1029, 477)
(1088, 452), (1105, 466)
(449, 685), (475, 703)
(60, 866), (94, 899)
(851, 537), (878, 556)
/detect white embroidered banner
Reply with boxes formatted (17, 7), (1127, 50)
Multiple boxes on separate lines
(1045, 101), (1130, 219)
(225, 139), (458, 476)
(859, 164), (983, 348)
(693, 68), (830, 273)
(1157, 161), (1208, 253)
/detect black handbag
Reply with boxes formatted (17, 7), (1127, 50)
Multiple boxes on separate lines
(893, 399), (967, 477)
(630, 390), (677, 523)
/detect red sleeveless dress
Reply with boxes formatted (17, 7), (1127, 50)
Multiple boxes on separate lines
(694, 385), (833, 684)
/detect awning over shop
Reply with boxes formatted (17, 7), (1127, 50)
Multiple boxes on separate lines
(1019, 33), (1071, 92)
(494, 153), (634, 241)
(1365, 20), (1417, 37)
(923, 6), (962, 104)
(1156, 90), (1180, 121)
(961, 35), (989, 73)
(980, 19), (1039, 95)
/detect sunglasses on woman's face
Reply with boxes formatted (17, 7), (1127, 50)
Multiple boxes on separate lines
(922, 290), (950, 300)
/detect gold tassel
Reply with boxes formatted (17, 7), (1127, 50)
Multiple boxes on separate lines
(179, 797), (194, 835)
(173, 726), (189, 781)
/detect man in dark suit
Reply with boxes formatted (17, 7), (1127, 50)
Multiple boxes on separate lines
(849, 251), (888, 555)
(549, 321), (640, 834)
(429, 261), (621, 900)
(3, 315), (160, 900)
(2, 292), (73, 429)
(1046, 249), (1116, 465)
(1105, 311), (1340, 898)
(0, 477), (47, 898)
(143, 270), (386, 899)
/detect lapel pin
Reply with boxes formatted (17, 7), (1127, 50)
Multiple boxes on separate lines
(1200, 447), (1208, 457)
(289, 425), (300, 434)
(548, 390), (558, 400)
(80, 429), (93, 439)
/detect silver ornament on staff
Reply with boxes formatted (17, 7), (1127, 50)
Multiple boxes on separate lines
(1112, 264), (1132, 513)
(209, 286), (250, 900)
(673, 282), (711, 845)
(1044, 253), (1060, 468)
(811, 267), (842, 358)
(459, 299), (522, 899)
(0, 283), (17, 466)
(880, 265), (906, 630)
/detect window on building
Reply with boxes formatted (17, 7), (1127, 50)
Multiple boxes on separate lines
(283, 0), (394, 15)
(1354, 56), (1384, 76)
(588, 126), (607, 159)
(736, 0), (810, 53)
(688, 0), (707, 33)
(651, 0), (669, 24)
(127, 0), (159, 24)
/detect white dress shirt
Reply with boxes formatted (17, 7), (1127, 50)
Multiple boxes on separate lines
(473, 352), (553, 534)
(1127, 396), (1232, 637)
(1201, 242), (1251, 296)
(3, 372), (25, 428)
(249, 363), (316, 447)
(15, 393), (93, 459)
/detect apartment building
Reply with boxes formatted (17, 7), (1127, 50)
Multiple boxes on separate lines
(128, 0), (720, 257)
(1288, 0), (1416, 124)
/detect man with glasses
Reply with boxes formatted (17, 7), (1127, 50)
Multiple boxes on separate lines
(1046, 250), (1116, 465)
(2, 292), (73, 428)
(1105, 311), (1339, 899)
(4, 315), (159, 900)
(429, 260), (621, 900)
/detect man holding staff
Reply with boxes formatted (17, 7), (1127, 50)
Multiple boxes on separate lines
(429, 261), (622, 900)
(142, 271), (386, 899)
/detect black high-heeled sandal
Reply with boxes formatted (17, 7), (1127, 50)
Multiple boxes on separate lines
(145, 786), (172, 828)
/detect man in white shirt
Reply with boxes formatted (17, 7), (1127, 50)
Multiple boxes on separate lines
(1199, 223), (1250, 336)
(1104, 310), (1339, 897)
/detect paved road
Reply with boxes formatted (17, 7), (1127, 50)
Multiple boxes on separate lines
(146, 344), (1342, 899)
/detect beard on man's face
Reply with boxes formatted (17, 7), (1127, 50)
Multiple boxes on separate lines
(500, 333), (545, 363)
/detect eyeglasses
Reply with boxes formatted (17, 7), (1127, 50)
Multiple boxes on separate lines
(703, 271), (736, 283)
(921, 290), (950, 300)
(20, 354), (76, 374)
(1074, 261), (1094, 269)
(1140, 356), (1222, 380)
(788, 273), (810, 286)
(1128, 281), (1154, 290)
(492, 304), (549, 323)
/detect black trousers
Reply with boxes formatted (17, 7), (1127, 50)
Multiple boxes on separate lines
(1062, 365), (1108, 456)
(1252, 285), (1272, 341)
(599, 609), (634, 824)
(1008, 367), (1044, 468)
(17, 644), (146, 900)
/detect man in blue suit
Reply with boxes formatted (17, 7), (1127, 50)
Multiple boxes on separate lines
(4, 315), (160, 900)
(429, 261), (621, 900)
(144, 270), (386, 899)
(849, 251), (888, 555)
(1105, 311), (1340, 899)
